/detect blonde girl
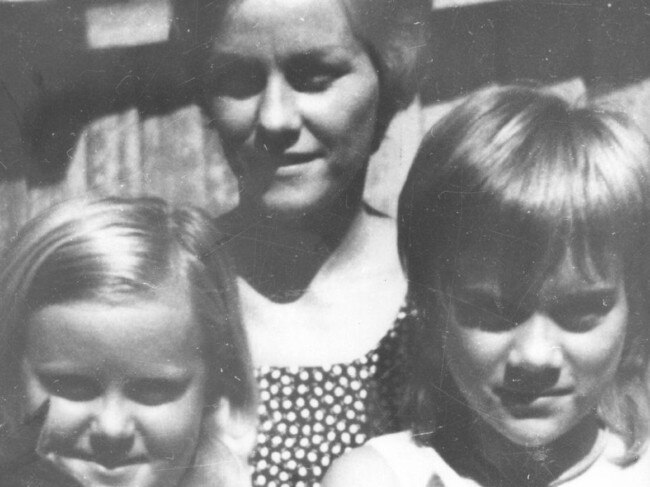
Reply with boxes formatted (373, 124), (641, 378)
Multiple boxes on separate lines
(0, 197), (257, 487)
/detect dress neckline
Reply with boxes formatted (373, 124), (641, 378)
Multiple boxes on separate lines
(256, 302), (413, 373)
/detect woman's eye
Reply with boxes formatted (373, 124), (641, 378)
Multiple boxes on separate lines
(39, 375), (100, 402)
(288, 63), (342, 92)
(126, 379), (188, 406)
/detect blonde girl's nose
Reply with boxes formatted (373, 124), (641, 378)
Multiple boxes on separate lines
(508, 312), (563, 371)
(91, 397), (136, 441)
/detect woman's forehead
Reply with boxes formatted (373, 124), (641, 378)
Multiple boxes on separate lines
(214, 0), (355, 48)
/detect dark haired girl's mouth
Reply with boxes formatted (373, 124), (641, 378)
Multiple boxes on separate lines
(495, 387), (573, 404)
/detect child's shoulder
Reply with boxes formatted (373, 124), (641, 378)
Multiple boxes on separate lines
(566, 431), (650, 487)
(322, 431), (463, 487)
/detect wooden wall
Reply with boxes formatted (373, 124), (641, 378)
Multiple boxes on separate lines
(1, 0), (650, 248)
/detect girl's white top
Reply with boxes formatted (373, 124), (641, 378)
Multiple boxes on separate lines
(364, 430), (650, 487)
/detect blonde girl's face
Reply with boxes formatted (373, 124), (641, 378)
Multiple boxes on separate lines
(21, 292), (207, 487)
(443, 241), (628, 449)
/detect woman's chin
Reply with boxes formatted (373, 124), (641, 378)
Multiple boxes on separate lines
(45, 454), (179, 487)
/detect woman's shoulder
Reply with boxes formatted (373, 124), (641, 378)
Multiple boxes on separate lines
(322, 431), (449, 487)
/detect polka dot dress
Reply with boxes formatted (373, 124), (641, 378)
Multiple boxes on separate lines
(252, 304), (415, 487)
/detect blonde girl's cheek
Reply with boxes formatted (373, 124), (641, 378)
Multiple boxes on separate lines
(36, 398), (90, 455)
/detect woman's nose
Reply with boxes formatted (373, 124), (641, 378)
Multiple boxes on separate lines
(508, 312), (563, 372)
(257, 75), (300, 150)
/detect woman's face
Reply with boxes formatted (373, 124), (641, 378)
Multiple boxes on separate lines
(442, 241), (628, 449)
(205, 0), (380, 219)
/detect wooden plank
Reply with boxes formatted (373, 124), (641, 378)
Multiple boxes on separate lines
(365, 98), (423, 218)
(422, 5), (498, 103)
(86, 0), (171, 48)
(141, 105), (211, 205)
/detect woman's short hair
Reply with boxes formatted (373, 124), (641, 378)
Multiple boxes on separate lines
(173, 0), (427, 144)
(398, 85), (650, 463)
(0, 197), (256, 436)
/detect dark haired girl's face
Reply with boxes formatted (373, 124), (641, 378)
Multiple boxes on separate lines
(441, 240), (627, 449)
(204, 0), (379, 220)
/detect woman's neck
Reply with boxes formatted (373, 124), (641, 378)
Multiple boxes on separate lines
(472, 415), (603, 486)
(221, 198), (388, 303)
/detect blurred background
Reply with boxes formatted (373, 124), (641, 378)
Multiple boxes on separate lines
(0, 0), (649, 247)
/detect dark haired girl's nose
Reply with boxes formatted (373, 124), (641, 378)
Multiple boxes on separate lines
(504, 363), (560, 392)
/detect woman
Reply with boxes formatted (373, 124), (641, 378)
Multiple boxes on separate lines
(174, 1), (426, 485)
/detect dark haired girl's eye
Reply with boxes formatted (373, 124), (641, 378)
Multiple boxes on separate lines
(126, 378), (189, 406)
(551, 291), (618, 333)
(39, 374), (101, 402)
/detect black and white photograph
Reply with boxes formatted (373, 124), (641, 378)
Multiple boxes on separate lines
(0, 1), (649, 486)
